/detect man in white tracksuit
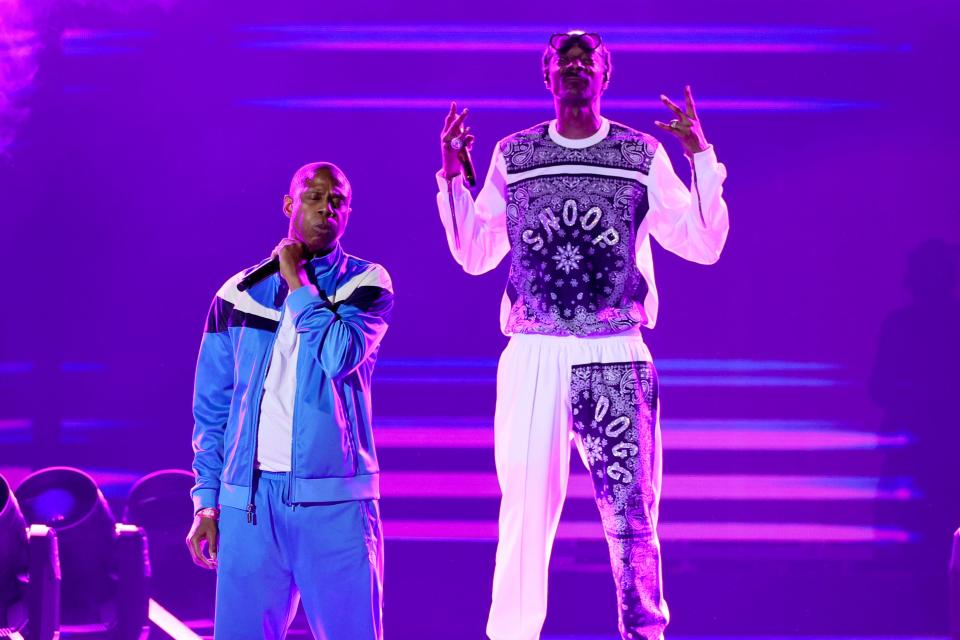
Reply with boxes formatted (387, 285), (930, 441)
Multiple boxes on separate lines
(434, 31), (730, 640)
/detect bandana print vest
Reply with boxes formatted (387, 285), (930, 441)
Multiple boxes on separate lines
(501, 121), (658, 337)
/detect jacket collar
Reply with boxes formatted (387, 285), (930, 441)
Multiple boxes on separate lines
(310, 243), (344, 276)
(270, 243), (344, 307)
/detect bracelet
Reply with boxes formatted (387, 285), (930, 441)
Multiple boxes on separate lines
(196, 507), (220, 520)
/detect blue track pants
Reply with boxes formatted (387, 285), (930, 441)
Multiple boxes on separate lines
(214, 471), (383, 639)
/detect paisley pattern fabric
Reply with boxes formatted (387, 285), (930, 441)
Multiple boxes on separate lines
(500, 122), (659, 337)
(571, 360), (668, 640)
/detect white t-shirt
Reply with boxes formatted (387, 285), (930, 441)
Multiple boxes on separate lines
(256, 302), (299, 472)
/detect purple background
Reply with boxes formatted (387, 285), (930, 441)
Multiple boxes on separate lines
(1, 0), (959, 637)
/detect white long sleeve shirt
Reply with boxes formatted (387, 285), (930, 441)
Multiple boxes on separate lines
(436, 117), (729, 336)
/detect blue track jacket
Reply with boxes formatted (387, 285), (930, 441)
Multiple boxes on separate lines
(190, 244), (394, 516)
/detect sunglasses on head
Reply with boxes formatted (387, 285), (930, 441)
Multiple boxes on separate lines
(548, 32), (602, 53)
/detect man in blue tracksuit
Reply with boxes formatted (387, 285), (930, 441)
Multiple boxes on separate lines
(186, 162), (394, 639)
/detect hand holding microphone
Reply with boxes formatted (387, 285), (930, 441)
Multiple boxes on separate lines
(440, 102), (477, 186)
(237, 239), (311, 292)
(273, 238), (310, 289)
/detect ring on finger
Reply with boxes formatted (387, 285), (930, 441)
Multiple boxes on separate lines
(449, 137), (464, 151)
(669, 119), (681, 129)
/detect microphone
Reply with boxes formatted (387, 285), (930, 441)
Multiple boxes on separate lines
(452, 139), (476, 187)
(237, 249), (316, 292)
(237, 256), (280, 292)
(458, 146), (476, 187)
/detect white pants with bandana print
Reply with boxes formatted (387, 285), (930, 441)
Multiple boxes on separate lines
(487, 330), (669, 640)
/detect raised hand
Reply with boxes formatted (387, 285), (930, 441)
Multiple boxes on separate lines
(654, 85), (709, 156)
(440, 102), (476, 180)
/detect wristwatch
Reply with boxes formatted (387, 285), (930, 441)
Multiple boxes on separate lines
(196, 507), (220, 520)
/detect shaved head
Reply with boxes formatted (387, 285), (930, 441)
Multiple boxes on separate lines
(283, 161), (353, 254)
(289, 162), (352, 203)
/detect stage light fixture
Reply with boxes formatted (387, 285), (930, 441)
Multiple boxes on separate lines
(0, 472), (60, 640)
(16, 467), (150, 639)
(124, 469), (215, 629)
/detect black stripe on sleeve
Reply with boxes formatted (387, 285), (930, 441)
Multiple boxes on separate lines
(332, 286), (394, 323)
(204, 296), (233, 333)
(204, 296), (279, 333)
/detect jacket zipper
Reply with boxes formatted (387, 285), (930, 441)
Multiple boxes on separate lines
(245, 299), (284, 524)
(287, 339), (301, 506)
(286, 268), (328, 505)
